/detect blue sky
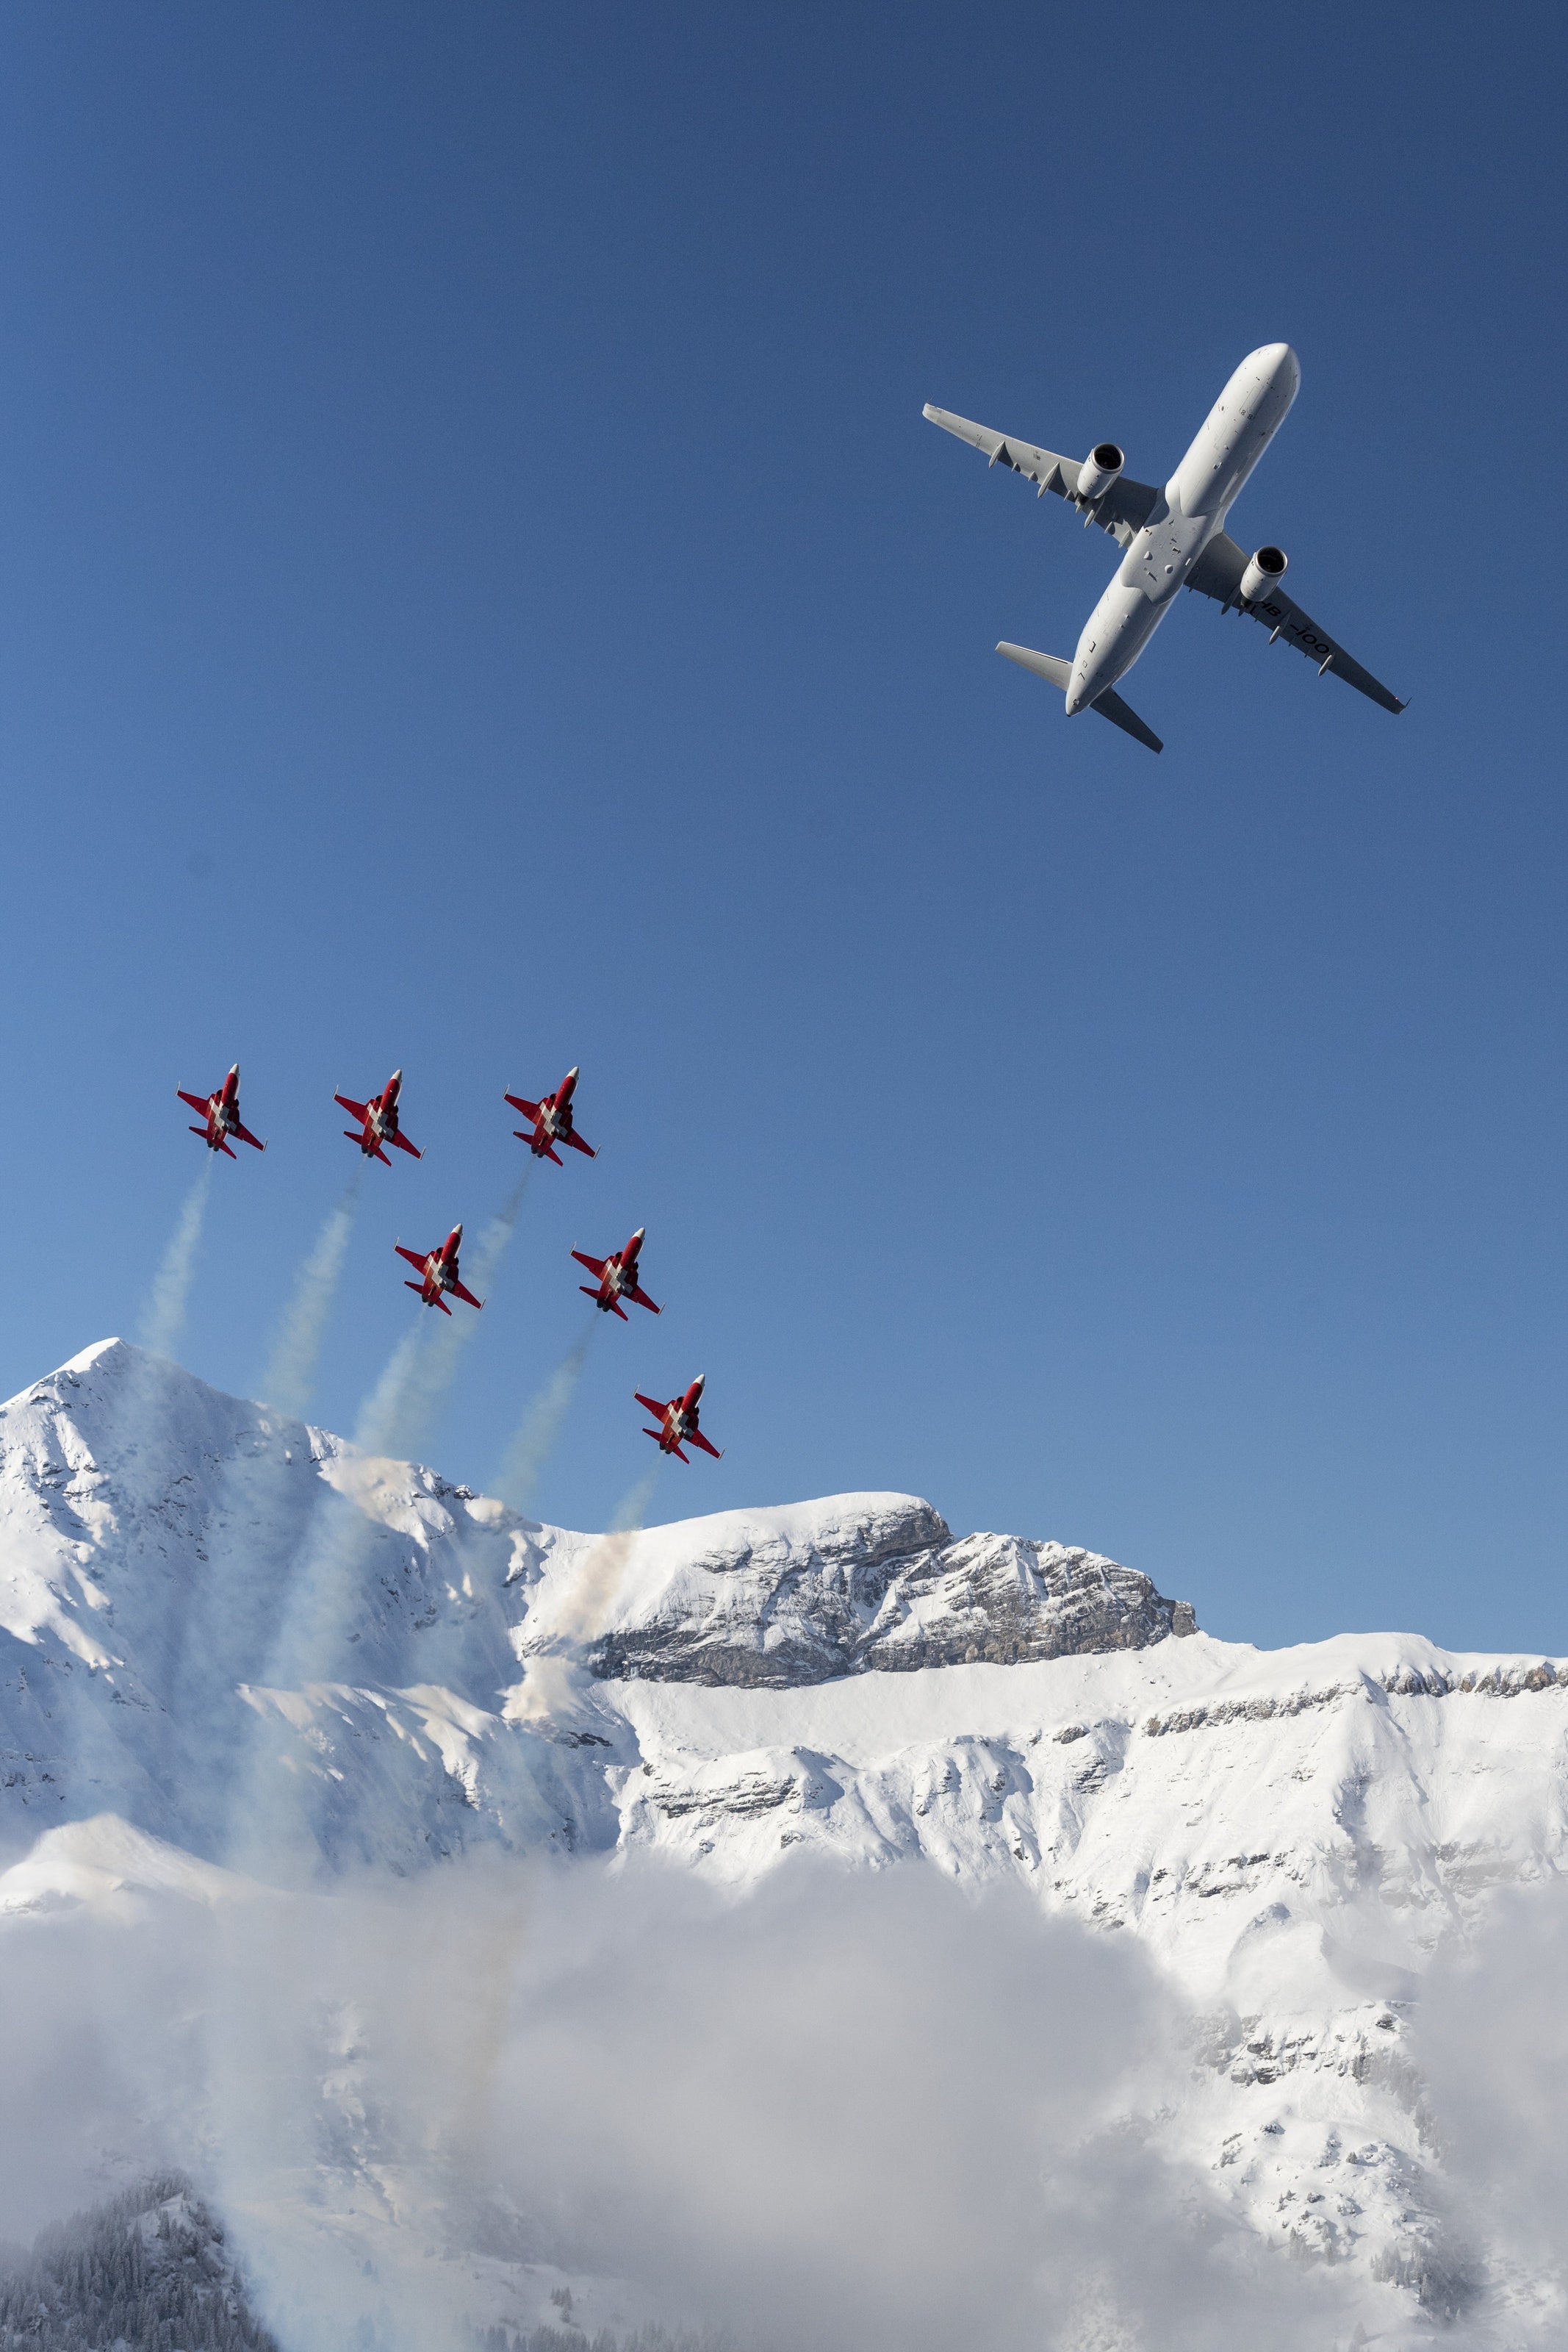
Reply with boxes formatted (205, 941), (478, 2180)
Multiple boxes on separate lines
(1, 2), (1564, 1653)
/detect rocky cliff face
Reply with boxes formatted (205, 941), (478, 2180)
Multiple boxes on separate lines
(575, 1500), (1195, 1686)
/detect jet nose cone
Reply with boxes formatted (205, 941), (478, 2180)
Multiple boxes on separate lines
(693, 1373), (705, 1394)
(389, 1068), (402, 1083)
(451, 1223), (463, 1243)
(1251, 340), (1301, 392)
(566, 1066), (579, 1080)
(633, 1226), (645, 1242)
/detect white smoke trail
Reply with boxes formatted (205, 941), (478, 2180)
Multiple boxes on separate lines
(506, 1464), (663, 1727)
(139, 1162), (214, 1358)
(215, 1166), (541, 1881)
(259, 1174), (364, 1418)
(489, 1314), (597, 1510)
(561, 1463), (662, 1635)
(351, 1326), (422, 1455)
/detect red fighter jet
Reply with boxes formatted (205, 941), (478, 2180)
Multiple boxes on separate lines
(636, 1374), (722, 1462)
(176, 1064), (266, 1158)
(572, 1227), (661, 1320)
(505, 1066), (595, 1165)
(336, 1069), (422, 1166)
(395, 1225), (483, 1315)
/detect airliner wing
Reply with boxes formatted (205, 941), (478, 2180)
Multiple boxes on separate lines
(1187, 533), (1406, 714)
(922, 405), (1160, 543)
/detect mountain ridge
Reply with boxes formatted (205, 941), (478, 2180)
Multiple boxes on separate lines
(3, 1339), (1566, 2345)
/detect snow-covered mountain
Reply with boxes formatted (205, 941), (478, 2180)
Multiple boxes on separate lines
(3, 1339), (1566, 2348)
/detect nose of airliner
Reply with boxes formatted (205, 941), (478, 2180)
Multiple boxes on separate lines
(1251, 341), (1301, 398)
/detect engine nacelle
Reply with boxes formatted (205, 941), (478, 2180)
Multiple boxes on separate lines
(1074, 441), (1124, 505)
(1239, 544), (1288, 604)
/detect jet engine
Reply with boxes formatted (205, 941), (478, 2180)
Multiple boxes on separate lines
(1239, 545), (1288, 604)
(1073, 442), (1124, 505)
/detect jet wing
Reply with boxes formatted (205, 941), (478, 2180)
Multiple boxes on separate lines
(571, 1251), (608, 1279)
(688, 1428), (723, 1460)
(1187, 533), (1406, 714)
(564, 1130), (596, 1158)
(391, 1131), (422, 1158)
(176, 1090), (211, 1118)
(628, 1286), (661, 1314)
(504, 1093), (540, 1122)
(234, 1123), (267, 1152)
(634, 1393), (668, 1420)
(334, 1094), (368, 1122)
(449, 1279), (483, 1310)
(923, 406), (1161, 545)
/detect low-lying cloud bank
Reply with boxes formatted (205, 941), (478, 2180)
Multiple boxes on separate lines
(0, 1846), (1380, 2352)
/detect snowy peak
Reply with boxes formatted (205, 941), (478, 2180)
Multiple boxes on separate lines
(0, 1343), (1195, 1867)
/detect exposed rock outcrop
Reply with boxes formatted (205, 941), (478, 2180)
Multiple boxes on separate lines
(577, 1497), (1196, 1687)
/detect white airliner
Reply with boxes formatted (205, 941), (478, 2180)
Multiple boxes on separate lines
(924, 343), (1403, 753)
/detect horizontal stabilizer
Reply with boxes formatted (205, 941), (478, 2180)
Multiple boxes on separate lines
(996, 642), (1162, 753)
(997, 642), (1072, 691)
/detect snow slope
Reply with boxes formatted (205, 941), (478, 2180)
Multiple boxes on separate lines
(2, 1339), (1567, 2342)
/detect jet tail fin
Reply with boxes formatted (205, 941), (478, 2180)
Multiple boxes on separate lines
(996, 642), (1163, 753)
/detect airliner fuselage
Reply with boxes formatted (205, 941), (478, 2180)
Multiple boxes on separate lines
(1068, 343), (1300, 713)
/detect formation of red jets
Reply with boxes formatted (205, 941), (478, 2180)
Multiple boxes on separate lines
(173, 1060), (722, 1461)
